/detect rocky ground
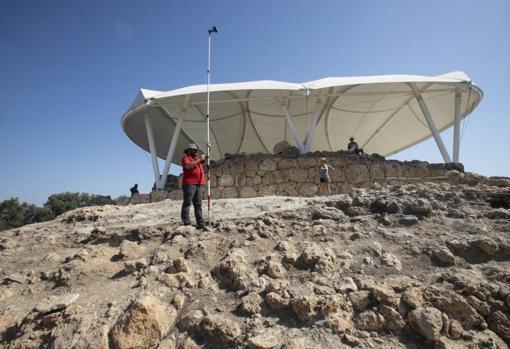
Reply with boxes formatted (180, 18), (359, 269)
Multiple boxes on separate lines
(1, 179), (510, 349)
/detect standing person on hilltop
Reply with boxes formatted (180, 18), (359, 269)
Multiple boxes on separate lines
(181, 143), (208, 230)
(130, 184), (139, 196)
(319, 158), (335, 196)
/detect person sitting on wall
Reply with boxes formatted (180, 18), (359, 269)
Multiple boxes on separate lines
(130, 184), (139, 196)
(181, 143), (208, 230)
(347, 137), (364, 155)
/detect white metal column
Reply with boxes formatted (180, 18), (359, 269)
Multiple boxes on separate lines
(280, 99), (305, 153)
(303, 98), (323, 152)
(144, 112), (162, 188)
(159, 96), (189, 190)
(410, 83), (452, 163)
(453, 89), (462, 162)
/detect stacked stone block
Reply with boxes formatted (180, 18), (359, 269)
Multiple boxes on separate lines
(117, 151), (455, 205)
(199, 152), (450, 199)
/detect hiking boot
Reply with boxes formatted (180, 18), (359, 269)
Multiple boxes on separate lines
(196, 225), (210, 231)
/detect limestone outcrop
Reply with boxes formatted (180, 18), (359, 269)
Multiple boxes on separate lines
(1, 178), (509, 348)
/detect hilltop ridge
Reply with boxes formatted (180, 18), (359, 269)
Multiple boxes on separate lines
(1, 178), (510, 348)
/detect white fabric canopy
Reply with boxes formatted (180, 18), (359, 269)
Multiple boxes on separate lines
(121, 71), (482, 172)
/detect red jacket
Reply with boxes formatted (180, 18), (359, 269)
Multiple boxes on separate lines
(181, 155), (205, 185)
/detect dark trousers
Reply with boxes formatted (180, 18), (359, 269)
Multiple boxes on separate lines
(181, 184), (205, 227)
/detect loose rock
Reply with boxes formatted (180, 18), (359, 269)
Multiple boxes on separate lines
(199, 314), (241, 346)
(408, 307), (443, 341)
(248, 333), (279, 349)
(433, 247), (456, 266)
(35, 293), (80, 314)
(110, 294), (176, 349)
(241, 292), (263, 315)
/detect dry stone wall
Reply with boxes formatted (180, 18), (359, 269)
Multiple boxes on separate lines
(207, 152), (456, 199)
(118, 151), (465, 205)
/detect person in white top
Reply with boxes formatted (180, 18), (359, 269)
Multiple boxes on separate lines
(319, 157), (335, 196)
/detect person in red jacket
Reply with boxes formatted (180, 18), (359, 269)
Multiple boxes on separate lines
(181, 143), (207, 229)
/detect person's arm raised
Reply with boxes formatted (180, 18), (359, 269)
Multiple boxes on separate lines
(184, 155), (205, 169)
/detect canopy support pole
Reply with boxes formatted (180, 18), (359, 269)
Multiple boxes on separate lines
(159, 96), (189, 190)
(280, 99), (305, 153)
(303, 98), (323, 152)
(453, 89), (462, 163)
(410, 83), (452, 163)
(144, 112), (162, 189)
(361, 83), (432, 151)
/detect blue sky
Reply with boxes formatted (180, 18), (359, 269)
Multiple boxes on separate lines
(1, 0), (509, 205)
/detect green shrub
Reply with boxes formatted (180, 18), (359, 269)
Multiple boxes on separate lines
(23, 204), (55, 224)
(0, 192), (114, 231)
(44, 192), (92, 216)
(44, 192), (114, 216)
(0, 198), (25, 231)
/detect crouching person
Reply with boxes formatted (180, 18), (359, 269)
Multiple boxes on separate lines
(181, 143), (207, 230)
(347, 137), (364, 156)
